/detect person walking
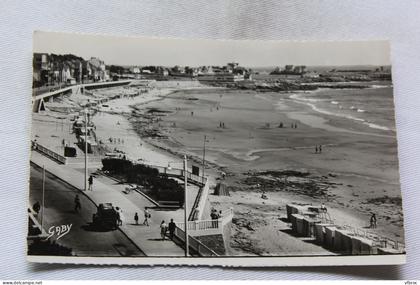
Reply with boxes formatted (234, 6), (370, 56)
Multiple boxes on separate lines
(315, 145), (318, 154)
(211, 210), (218, 228)
(319, 145), (322, 153)
(160, 220), (168, 241)
(143, 208), (150, 226)
(168, 219), (176, 240)
(74, 194), (81, 213)
(115, 207), (123, 226)
(370, 213), (377, 229)
(33, 201), (41, 215)
(321, 203), (327, 213)
(88, 175), (93, 191)
(134, 212), (139, 225)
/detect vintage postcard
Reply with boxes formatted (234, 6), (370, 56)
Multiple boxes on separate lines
(28, 31), (405, 266)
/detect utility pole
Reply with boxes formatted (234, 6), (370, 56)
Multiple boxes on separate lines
(84, 109), (88, 191)
(183, 155), (189, 257)
(41, 165), (45, 230)
(202, 135), (206, 181)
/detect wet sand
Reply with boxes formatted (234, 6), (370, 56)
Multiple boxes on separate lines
(35, 84), (404, 256)
(135, 88), (404, 255)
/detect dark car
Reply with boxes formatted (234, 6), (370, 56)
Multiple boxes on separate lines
(92, 203), (118, 230)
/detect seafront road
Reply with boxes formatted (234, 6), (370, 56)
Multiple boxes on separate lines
(29, 163), (144, 256)
(30, 150), (186, 257)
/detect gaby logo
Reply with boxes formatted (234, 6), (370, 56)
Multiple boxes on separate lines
(46, 224), (72, 240)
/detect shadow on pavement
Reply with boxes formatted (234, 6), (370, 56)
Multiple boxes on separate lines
(81, 223), (116, 232)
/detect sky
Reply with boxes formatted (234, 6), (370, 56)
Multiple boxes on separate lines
(33, 31), (391, 67)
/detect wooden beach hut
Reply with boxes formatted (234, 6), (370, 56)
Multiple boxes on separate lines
(286, 204), (300, 221)
(334, 229), (353, 254)
(214, 182), (230, 196)
(314, 223), (333, 245)
(324, 226), (337, 249)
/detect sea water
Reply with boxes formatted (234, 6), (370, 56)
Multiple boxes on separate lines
(288, 82), (396, 132)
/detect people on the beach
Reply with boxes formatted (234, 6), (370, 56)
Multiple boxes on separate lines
(160, 220), (168, 240)
(321, 203), (327, 213)
(315, 145), (323, 154)
(88, 175), (93, 191)
(74, 194), (81, 213)
(143, 208), (151, 226)
(168, 219), (176, 240)
(134, 212), (139, 225)
(370, 213), (377, 228)
(261, 191), (268, 200)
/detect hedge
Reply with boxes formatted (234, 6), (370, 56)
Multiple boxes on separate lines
(102, 158), (184, 205)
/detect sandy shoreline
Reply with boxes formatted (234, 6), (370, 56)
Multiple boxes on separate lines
(36, 83), (404, 256)
(126, 86), (403, 255)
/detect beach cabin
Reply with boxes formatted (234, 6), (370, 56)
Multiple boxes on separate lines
(334, 229), (353, 254)
(324, 226), (338, 249)
(214, 182), (230, 196)
(286, 204), (301, 221)
(314, 223), (334, 245)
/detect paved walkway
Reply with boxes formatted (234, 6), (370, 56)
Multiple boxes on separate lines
(30, 150), (187, 256)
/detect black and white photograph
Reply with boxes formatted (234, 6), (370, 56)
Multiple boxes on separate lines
(28, 31), (405, 266)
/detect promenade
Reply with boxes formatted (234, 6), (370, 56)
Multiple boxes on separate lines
(30, 150), (188, 256)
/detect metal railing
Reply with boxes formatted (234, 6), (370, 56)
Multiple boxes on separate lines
(27, 207), (48, 239)
(340, 224), (405, 252)
(177, 207), (234, 234)
(142, 164), (207, 186)
(32, 141), (67, 164)
(192, 180), (210, 220)
(174, 226), (219, 256)
(177, 219), (221, 231)
(220, 207), (234, 226)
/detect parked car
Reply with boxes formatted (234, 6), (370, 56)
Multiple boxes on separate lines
(92, 203), (118, 230)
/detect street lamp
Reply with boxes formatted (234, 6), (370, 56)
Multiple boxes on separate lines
(166, 156), (189, 257)
(84, 108), (89, 191)
(202, 135), (210, 182)
(183, 155), (189, 257)
(41, 165), (46, 229)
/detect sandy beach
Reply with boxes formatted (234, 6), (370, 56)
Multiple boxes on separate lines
(126, 86), (403, 256)
(35, 82), (404, 256)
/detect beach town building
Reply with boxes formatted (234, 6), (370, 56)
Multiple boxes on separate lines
(197, 62), (251, 82)
(87, 57), (108, 82)
(130, 66), (141, 74)
(33, 53), (51, 87)
(33, 53), (109, 87)
(270, 65), (307, 75)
